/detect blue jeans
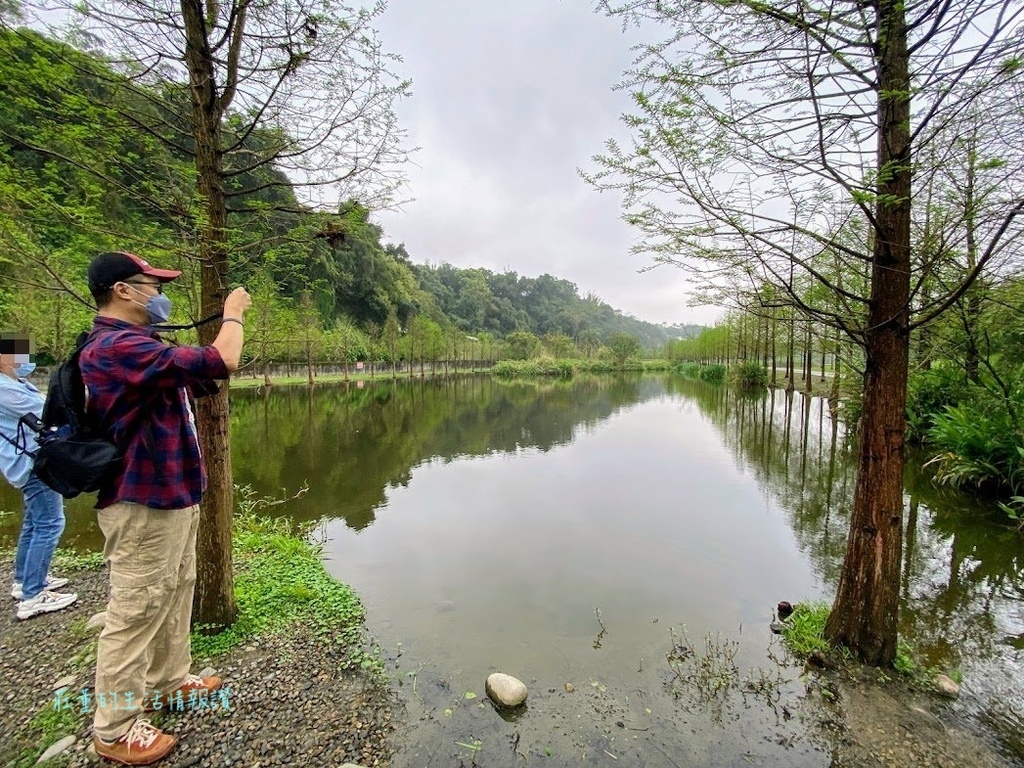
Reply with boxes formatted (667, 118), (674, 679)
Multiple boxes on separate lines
(13, 472), (66, 600)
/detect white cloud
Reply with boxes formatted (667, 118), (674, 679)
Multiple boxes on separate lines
(373, 0), (719, 326)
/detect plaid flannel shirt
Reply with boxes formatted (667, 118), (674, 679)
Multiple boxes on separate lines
(79, 316), (229, 510)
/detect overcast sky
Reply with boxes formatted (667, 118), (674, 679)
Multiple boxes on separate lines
(372, 0), (719, 327)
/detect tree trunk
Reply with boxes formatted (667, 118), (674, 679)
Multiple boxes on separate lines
(786, 311), (795, 392)
(804, 323), (813, 393)
(183, 0), (237, 629)
(771, 314), (777, 387)
(963, 131), (981, 383)
(824, 0), (911, 666)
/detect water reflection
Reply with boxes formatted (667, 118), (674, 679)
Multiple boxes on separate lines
(229, 375), (667, 530)
(0, 374), (1019, 763)
(674, 379), (1023, 761)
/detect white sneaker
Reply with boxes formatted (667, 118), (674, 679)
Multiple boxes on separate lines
(16, 590), (78, 620)
(11, 575), (70, 600)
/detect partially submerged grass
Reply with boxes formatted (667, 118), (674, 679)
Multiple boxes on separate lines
(779, 602), (844, 660)
(780, 602), (963, 691)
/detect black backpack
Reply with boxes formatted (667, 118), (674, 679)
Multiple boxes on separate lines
(28, 331), (121, 498)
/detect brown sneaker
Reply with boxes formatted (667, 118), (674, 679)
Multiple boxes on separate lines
(94, 719), (176, 765)
(146, 673), (224, 712)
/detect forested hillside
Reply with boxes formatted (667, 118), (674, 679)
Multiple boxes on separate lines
(0, 25), (693, 360)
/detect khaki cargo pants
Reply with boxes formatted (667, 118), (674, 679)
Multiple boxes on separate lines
(93, 503), (200, 741)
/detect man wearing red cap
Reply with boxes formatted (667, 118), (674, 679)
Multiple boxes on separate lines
(80, 251), (251, 765)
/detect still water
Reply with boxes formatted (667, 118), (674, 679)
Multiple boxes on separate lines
(1, 374), (1021, 765)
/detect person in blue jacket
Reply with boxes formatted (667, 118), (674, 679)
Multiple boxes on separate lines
(0, 332), (77, 620)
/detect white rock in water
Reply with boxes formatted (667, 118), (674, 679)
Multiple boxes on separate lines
(485, 672), (528, 708)
(36, 735), (76, 764)
(86, 612), (106, 631)
(935, 674), (960, 698)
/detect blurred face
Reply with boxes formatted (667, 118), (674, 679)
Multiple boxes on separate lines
(0, 334), (32, 378)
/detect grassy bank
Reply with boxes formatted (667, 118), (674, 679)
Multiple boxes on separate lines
(190, 492), (375, 669)
(228, 365), (495, 389)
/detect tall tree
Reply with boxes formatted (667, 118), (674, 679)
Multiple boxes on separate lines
(589, 0), (1023, 663)
(33, 0), (409, 626)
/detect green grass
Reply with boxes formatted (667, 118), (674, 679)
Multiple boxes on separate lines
(0, 546), (104, 573)
(7, 699), (85, 768)
(781, 602), (964, 690)
(50, 549), (105, 571)
(779, 602), (846, 660)
(190, 494), (373, 669)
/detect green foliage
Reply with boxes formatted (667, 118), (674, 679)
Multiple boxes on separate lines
(892, 640), (963, 689)
(729, 361), (769, 389)
(906, 366), (972, 442)
(892, 640), (920, 677)
(674, 361), (701, 378)
(491, 359), (577, 378)
(504, 331), (543, 360)
(699, 364), (726, 384)
(414, 262), (690, 348)
(0, 26), (689, 363)
(542, 332), (576, 358)
(997, 495), (1024, 529)
(664, 325), (729, 363)
(50, 549), (105, 571)
(925, 401), (1023, 493)
(190, 486), (370, 668)
(779, 602), (841, 659)
(607, 332), (641, 366)
(641, 359), (673, 372)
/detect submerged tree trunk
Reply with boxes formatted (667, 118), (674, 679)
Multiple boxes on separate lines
(804, 323), (813, 393)
(824, 0), (911, 665)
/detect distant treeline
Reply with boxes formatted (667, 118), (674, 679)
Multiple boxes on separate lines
(0, 25), (698, 360)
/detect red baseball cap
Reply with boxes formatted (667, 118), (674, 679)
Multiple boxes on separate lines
(88, 251), (182, 293)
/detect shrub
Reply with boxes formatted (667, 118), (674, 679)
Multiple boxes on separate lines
(584, 359), (616, 374)
(906, 366), (972, 442)
(642, 359), (673, 372)
(699, 363), (727, 384)
(552, 359), (577, 378)
(729, 360), (769, 389)
(491, 358), (576, 378)
(925, 399), (1024, 493)
(674, 361), (701, 378)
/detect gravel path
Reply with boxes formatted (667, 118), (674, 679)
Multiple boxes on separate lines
(0, 559), (398, 768)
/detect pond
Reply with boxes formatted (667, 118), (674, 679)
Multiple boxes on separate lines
(1, 374), (1021, 766)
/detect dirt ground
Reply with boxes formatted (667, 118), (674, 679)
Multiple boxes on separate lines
(811, 664), (1015, 768)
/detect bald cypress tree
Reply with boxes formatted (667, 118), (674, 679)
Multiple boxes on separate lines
(589, 0), (1024, 663)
